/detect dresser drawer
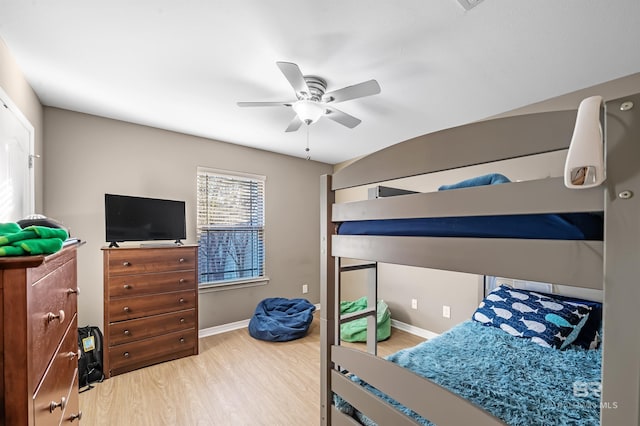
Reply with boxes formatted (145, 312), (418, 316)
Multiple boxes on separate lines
(30, 257), (79, 388)
(109, 309), (196, 346)
(108, 290), (196, 322)
(60, 372), (81, 424)
(108, 270), (195, 298)
(33, 315), (78, 426)
(109, 329), (197, 375)
(28, 245), (77, 284)
(106, 247), (196, 276)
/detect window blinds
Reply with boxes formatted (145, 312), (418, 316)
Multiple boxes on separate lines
(196, 168), (265, 284)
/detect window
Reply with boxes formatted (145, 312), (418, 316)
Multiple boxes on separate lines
(196, 167), (266, 287)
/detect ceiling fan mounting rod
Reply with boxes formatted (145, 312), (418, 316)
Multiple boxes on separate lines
(300, 75), (326, 101)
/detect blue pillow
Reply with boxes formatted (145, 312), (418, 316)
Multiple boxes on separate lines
(542, 293), (602, 349)
(438, 173), (511, 191)
(473, 286), (591, 349)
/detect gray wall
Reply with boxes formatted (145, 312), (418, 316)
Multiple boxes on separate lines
(0, 37), (44, 211)
(43, 107), (332, 330)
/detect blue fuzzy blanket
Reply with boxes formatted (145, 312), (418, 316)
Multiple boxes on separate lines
(337, 321), (601, 425)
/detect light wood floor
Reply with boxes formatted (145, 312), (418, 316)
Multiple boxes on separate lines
(80, 313), (424, 426)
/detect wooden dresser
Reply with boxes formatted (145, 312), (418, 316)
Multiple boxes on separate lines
(0, 245), (82, 425)
(102, 245), (198, 378)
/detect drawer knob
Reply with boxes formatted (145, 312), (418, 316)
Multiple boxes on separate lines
(66, 287), (80, 295)
(46, 310), (66, 324)
(123, 352), (130, 358)
(179, 337), (185, 343)
(123, 330), (131, 336)
(123, 284), (132, 290)
(179, 258), (185, 263)
(180, 318), (186, 324)
(123, 261), (131, 267)
(123, 306), (131, 313)
(179, 278), (186, 284)
(69, 411), (83, 422)
(67, 351), (78, 360)
(179, 298), (186, 304)
(49, 396), (67, 413)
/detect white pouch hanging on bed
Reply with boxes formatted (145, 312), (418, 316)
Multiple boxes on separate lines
(564, 95), (605, 188)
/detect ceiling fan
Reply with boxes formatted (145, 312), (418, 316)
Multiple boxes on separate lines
(237, 62), (381, 132)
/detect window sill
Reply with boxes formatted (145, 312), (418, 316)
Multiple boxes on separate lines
(198, 276), (270, 294)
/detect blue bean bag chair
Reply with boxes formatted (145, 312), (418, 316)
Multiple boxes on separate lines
(248, 298), (316, 342)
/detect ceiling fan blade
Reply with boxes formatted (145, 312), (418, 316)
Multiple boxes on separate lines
(324, 106), (362, 129)
(285, 115), (303, 132)
(276, 62), (310, 97)
(322, 79), (381, 103)
(237, 101), (295, 107)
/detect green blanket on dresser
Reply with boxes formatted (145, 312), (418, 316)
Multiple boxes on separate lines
(0, 223), (68, 256)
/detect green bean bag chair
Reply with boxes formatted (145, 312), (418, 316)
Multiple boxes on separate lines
(340, 297), (391, 342)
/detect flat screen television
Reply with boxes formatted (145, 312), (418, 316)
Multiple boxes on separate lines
(105, 194), (186, 247)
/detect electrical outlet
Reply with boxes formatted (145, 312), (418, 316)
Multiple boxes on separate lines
(411, 299), (418, 310)
(442, 305), (451, 319)
(302, 284), (308, 294)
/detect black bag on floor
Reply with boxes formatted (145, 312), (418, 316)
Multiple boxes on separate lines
(78, 325), (105, 391)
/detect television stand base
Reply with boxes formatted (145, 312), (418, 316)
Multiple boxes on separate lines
(139, 242), (182, 248)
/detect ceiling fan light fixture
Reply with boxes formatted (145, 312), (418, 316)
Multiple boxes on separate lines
(292, 100), (324, 125)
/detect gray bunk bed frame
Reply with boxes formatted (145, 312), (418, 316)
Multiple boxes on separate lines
(320, 92), (640, 426)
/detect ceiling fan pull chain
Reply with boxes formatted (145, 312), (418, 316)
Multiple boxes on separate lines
(305, 126), (311, 160)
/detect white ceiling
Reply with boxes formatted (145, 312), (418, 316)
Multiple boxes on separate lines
(0, 1), (639, 164)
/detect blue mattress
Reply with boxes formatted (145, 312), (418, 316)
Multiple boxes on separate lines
(337, 213), (603, 240)
(336, 321), (601, 426)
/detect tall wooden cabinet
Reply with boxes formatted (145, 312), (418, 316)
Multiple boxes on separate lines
(0, 245), (82, 425)
(102, 245), (198, 378)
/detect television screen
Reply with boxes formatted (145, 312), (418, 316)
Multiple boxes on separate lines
(105, 194), (186, 245)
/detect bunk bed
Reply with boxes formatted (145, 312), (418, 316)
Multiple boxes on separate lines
(320, 92), (640, 425)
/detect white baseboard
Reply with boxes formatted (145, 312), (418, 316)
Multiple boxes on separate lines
(199, 319), (250, 338)
(390, 319), (440, 340)
(198, 303), (322, 339)
(199, 305), (438, 341)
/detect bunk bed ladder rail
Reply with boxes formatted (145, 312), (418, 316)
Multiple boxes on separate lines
(320, 173), (337, 426)
(339, 261), (379, 355)
(321, 174), (381, 424)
